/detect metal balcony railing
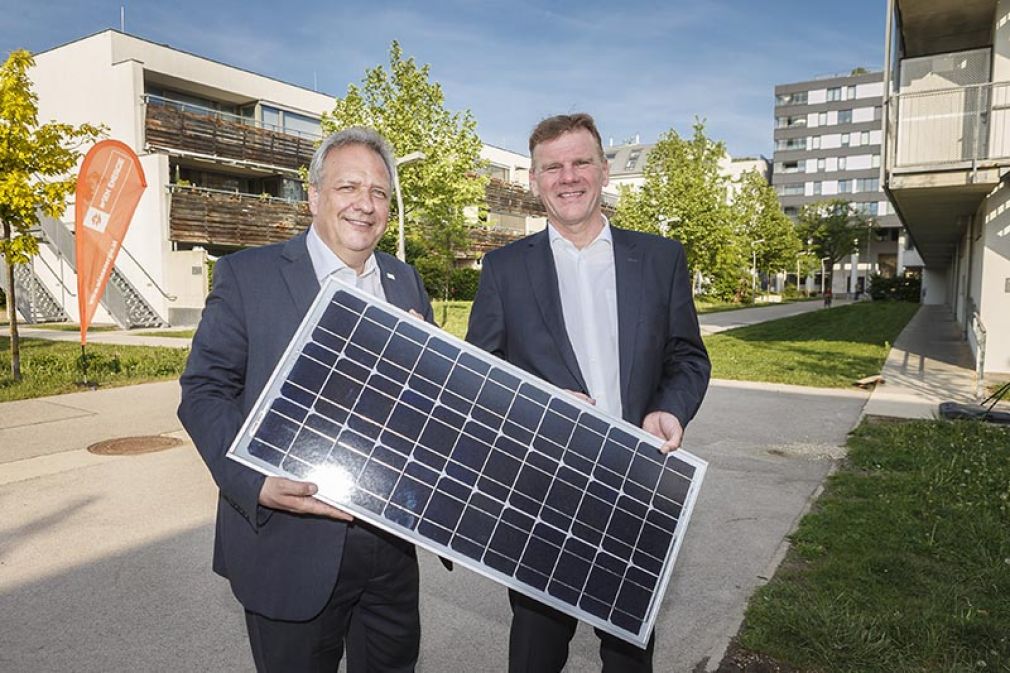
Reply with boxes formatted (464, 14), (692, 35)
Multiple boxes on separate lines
(887, 81), (1010, 170)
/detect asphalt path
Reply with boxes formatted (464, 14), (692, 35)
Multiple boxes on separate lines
(0, 378), (867, 672)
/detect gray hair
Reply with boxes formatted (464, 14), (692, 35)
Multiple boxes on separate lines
(307, 126), (398, 188)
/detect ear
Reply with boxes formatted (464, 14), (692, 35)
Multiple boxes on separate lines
(308, 184), (319, 216)
(528, 168), (539, 198)
(601, 159), (609, 188)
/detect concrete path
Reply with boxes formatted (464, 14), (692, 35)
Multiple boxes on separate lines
(16, 326), (191, 349)
(698, 299), (851, 335)
(0, 377), (867, 672)
(863, 304), (978, 419)
(1, 301), (981, 672)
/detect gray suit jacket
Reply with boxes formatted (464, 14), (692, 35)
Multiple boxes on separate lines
(466, 226), (710, 428)
(178, 232), (433, 620)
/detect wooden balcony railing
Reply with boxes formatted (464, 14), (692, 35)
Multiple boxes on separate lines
(145, 96), (318, 173)
(484, 178), (616, 218)
(169, 186), (311, 248)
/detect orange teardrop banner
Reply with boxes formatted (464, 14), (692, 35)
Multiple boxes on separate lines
(74, 140), (147, 345)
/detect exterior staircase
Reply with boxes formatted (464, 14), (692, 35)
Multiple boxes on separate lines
(0, 261), (71, 323)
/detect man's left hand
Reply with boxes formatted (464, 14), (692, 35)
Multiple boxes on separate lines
(642, 411), (683, 454)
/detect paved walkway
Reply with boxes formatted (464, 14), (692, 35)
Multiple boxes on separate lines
(17, 326), (191, 349)
(0, 300), (982, 671)
(863, 303), (979, 419)
(698, 299), (851, 335)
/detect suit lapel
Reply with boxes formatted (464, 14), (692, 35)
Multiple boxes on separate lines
(613, 227), (642, 409)
(524, 230), (588, 392)
(376, 254), (410, 311)
(280, 233), (320, 318)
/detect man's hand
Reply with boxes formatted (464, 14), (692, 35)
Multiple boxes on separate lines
(642, 411), (683, 454)
(258, 476), (354, 521)
(564, 389), (596, 405)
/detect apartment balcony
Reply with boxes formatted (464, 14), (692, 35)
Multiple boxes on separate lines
(169, 185), (310, 249)
(484, 178), (616, 218)
(145, 96), (318, 173)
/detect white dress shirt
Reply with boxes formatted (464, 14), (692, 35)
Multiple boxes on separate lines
(306, 225), (386, 301)
(548, 219), (622, 418)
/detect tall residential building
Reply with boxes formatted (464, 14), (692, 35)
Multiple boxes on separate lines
(772, 70), (923, 295)
(1, 30), (541, 327)
(882, 0), (1010, 377)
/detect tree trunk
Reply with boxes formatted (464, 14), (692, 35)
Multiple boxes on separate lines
(3, 220), (22, 381)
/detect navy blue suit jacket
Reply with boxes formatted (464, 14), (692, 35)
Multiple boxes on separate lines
(466, 226), (710, 429)
(178, 232), (433, 621)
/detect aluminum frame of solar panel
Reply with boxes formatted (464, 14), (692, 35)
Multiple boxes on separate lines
(227, 277), (707, 647)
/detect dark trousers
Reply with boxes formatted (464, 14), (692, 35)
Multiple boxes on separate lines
(245, 522), (420, 673)
(508, 590), (655, 673)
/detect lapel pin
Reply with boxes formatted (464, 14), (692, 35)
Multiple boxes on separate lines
(386, 272), (396, 280)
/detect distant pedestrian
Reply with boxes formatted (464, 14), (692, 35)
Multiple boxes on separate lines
(824, 287), (833, 307)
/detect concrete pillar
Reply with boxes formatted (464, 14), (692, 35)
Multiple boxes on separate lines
(897, 232), (906, 275)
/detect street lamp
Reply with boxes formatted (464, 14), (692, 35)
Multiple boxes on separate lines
(750, 238), (765, 299)
(820, 255), (831, 295)
(394, 151), (426, 262)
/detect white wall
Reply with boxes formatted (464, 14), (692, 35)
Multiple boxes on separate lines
(922, 268), (949, 304)
(979, 179), (1010, 373)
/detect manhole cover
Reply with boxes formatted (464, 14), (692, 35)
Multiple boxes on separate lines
(87, 435), (183, 456)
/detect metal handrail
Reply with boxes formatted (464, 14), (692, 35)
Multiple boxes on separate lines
(112, 242), (177, 302)
(30, 248), (76, 296)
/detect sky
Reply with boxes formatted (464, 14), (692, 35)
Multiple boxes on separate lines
(2, 0), (888, 157)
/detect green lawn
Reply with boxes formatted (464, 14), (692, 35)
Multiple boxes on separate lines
(24, 323), (119, 332)
(431, 301), (471, 340)
(0, 338), (189, 402)
(734, 418), (1010, 672)
(705, 302), (920, 388)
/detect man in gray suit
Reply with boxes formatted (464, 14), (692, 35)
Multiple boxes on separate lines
(466, 113), (711, 672)
(179, 127), (433, 673)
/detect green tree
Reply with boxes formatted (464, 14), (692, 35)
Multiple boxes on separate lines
(797, 198), (866, 294)
(733, 169), (803, 298)
(0, 49), (102, 381)
(613, 120), (739, 300)
(321, 41), (487, 320)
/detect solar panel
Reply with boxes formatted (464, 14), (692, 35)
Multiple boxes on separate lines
(227, 277), (707, 647)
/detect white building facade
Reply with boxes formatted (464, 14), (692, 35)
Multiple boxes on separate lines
(883, 0), (1010, 377)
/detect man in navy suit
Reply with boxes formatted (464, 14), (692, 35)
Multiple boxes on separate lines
(466, 113), (711, 673)
(179, 127), (433, 673)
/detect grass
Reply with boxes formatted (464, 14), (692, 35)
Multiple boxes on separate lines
(705, 302), (920, 388)
(431, 301), (471, 340)
(695, 297), (820, 314)
(735, 418), (1010, 672)
(0, 337), (189, 402)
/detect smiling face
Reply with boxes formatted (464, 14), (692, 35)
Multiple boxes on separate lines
(308, 142), (391, 272)
(530, 128), (609, 241)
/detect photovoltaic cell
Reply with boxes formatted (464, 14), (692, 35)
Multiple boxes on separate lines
(228, 278), (706, 647)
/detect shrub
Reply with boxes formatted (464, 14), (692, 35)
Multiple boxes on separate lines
(868, 274), (921, 302)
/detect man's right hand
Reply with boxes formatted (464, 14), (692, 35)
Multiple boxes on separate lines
(258, 476), (354, 521)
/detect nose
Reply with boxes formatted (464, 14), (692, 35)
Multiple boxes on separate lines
(559, 164), (578, 182)
(353, 190), (376, 213)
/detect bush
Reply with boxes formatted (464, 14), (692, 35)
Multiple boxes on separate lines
(450, 267), (480, 301)
(868, 274), (921, 302)
(782, 283), (801, 300)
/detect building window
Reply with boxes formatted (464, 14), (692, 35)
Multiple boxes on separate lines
(818, 112), (827, 126)
(827, 87), (841, 101)
(817, 157), (825, 172)
(810, 136), (821, 150)
(872, 154), (880, 168)
(776, 137), (807, 151)
(838, 109), (852, 124)
(625, 150), (641, 171)
(783, 206), (799, 217)
(874, 106), (882, 121)
(838, 179), (850, 194)
(860, 130), (870, 146)
(840, 133), (850, 147)
(838, 156), (847, 171)
(812, 181), (822, 195)
(776, 91), (808, 106)
(856, 177), (879, 192)
(778, 184), (804, 196)
(847, 85), (857, 100)
(482, 164), (509, 181)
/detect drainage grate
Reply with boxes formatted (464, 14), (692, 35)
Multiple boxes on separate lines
(87, 435), (183, 456)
